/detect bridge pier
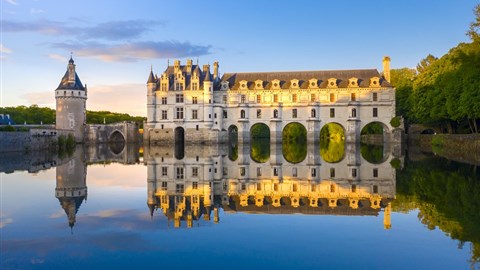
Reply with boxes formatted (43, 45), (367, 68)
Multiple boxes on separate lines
(346, 119), (360, 144)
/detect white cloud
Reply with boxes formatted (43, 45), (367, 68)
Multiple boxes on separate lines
(0, 217), (13, 229)
(30, 8), (44, 15)
(4, 0), (18, 5)
(21, 91), (55, 108)
(88, 83), (146, 116)
(0, 43), (13, 54)
(47, 53), (67, 62)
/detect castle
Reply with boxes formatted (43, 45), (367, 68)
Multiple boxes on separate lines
(144, 57), (399, 145)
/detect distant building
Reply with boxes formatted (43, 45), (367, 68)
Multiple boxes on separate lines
(0, 114), (15, 125)
(144, 57), (397, 144)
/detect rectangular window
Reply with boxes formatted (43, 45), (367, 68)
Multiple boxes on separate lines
(161, 83), (167, 91)
(292, 94), (297, 102)
(214, 113), (217, 118)
(257, 109), (262, 118)
(192, 182), (198, 189)
(223, 95), (227, 104)
(273, 167), (278, 176)
(192, 82), (198, 91)
(161, 97), (167, 104)
(330, 93), (335, 102)
(196, 125), (199, 130)
(175, 82), (184, 91)
(373, 108), (378, 117)
(223, 110), (228, 119)
(223, 167), (228, 176)
(240, 167), (246, 176)
(311, 168), (316, 177)
(161, 110), (168, 120)
(192, 167), (198, 177)
(257, 95), (262, 103)
(273, 94), (279, 103)
(257, 167), (262, 177)
(192, 110), (198, 119)
(176, 167), (184, 179)
(373, 92), (378, 101)
(176, 107), (184, 119)
(351, 93), (356, 101)
(330, 168), (335, 178)
(373, 168), (378, 178)
(161, 181), (167, 190)
(292, 167), (297, 177)
(162, 167), (168, 176)
(292, 109), (297, 118)
(176, 184), (184, 193)
(311, 93), (316, 102)
(241, 95), (246, 103)
(330, 108), (335, 118)
(192, 96), (198, 104)
(176, 94), (184, 103)
(352, 168), (357, 178)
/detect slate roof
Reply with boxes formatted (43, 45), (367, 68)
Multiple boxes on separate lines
(56, 70), (85, 91)
(219, 69), (391, 90)
(151, 64), (213, 90)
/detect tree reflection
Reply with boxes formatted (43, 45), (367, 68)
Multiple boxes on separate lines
(250, 123), (270, 163)
(360, 143), (385, 164)
(282, 123), (307, 163)
(320, 123), (345, 163)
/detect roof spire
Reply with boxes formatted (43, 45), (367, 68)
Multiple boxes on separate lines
(69, 52), (74, 64)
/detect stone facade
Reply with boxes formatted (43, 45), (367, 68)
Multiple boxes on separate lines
(145, 57), (397, 144)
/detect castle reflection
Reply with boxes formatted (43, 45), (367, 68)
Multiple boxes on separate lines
(144, 143), (399, 229)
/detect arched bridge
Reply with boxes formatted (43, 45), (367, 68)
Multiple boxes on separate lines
(85, 122), (140, 144)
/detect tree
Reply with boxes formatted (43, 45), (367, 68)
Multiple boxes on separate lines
(416, 54), (438, 74)
(467, 4), (480, 42)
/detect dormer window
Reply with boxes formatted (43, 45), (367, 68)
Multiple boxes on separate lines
(239, 80), (249, 90)
(327, 78), (338, 88)
(255, 80), (264, 90)
(221, 82), (229, 90)
(271, 79), (281, 90)
(175, 82), (184, 91)
(290, 79), (299, 89)
(349, 78), (358, 87)
(370, 77), (380, 87)
(309, 79), (318, 88)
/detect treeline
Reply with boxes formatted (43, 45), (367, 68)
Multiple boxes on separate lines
(0, 105), (145, 128)
(392, 4), (480, 133)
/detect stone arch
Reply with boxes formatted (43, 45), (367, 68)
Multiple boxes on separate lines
(109, 130), (125, 143)
(320, 122), (346, 163)
(174, 127), (185, 160)
(175, 127), (185, 144)
(360, 121), (391, 143)
(250, 123), (270, 163)
(282, 122), (307, 164)
(360, 121), (391, 164)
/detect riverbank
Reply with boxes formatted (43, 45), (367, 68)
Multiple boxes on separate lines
(411, 134), (480, 165)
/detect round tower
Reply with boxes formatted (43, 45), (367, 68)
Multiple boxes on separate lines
(55, 57), (87, 143)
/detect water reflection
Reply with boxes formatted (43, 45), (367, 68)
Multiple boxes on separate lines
(320, 123), (345, 163)
(144, 142), (397, 229)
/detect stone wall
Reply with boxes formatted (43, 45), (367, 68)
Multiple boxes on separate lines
(0, 129), (73, 153)
(85, 122), (140, 144)
(415, 134), (480, 165)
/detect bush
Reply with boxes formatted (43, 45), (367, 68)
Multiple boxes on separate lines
(390, 158), (401, 169)
(0, 125), (16, 132)
(390, 117), (401, 128)
(66, 134), (76, 149)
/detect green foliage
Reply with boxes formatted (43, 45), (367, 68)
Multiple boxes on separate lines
(390, 117), (401, 128)
(282, 123), (307, 163)
(250, 123), (270, 138)
(320, 123), (345, 163)
(0, 125), (16, 132)
(360, 143), (384, 164)
(250, 138), (270, 163)
(0, 105), (145, 127)
(396, 156), (480, 263)
(66, 134), (76, 149)
(361, 122), (383, 135)
(57, 135), (66, 151)
(282, 123), (307, 142)
(416, 54), (438, 74)
(390, 158), (401, 169)
(467, 4), (480, 41)
(431, 135), (444, 147)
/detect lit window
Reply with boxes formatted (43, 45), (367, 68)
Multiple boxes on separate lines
(292, 94), (297, 102)
(257, 95), (261, 103)
(273, 94), (279, 103)
(351, 93), (356, 101)
(311, 93), (316, 102)
(330, 93), (335, 102)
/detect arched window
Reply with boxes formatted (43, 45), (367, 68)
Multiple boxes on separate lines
(311, 109), (316, 118)
(351, 108), (357, 118)
(240, 110), (245, 119)
(273, 109), (278, 118)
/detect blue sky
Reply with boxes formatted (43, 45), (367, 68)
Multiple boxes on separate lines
(1, 0), (478, 116)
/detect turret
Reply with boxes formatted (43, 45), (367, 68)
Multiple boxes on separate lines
(174, 60), (181, 73)
(55, 57), (87, 143)
(213, 61), (219, 80)
(383, 56), (391, 83)
(186, 59), (193, 74)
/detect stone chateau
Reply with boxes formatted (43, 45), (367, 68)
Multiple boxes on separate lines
(144, 57), (398, 144)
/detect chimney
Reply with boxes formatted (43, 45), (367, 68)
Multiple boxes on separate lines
(382, 56), (391, 83)
(213, 61), (219, 80)
(186, 59), (192, 74)
(174, 60), (181, 73)
(203, 64), (210, 74)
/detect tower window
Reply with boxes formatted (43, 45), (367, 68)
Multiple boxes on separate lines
(330, 168), (335, 178)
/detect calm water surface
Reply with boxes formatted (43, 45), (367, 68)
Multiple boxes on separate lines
(1, 142), (479, 270)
